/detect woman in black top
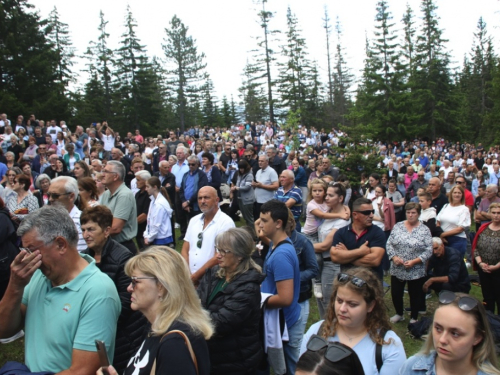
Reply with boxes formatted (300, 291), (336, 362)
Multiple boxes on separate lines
(198, 228), (264, 374)
(98, 247), (212, 375)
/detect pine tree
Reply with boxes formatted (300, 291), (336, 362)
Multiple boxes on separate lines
(413, 0), (457, 140)
(114, 5), (151, 131)
(353, 0), (407, 141)
(331, 18), (354, 128)
(201, 76), (219, 128)
(255, 0), (278, 123)
(84, 11), (114, 121)
(277, 7), (311, 122)
(0, 0), (70, 119)
(46, 7), (75, 89)
(163, 15), (207, 132)
(239, 61), (268, 123)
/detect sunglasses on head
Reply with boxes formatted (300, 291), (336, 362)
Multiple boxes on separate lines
(438, 291), (478, 311)
(306, 335), (356, 363)
(354, 209), (375, 216)
(337, 273), (367, 288)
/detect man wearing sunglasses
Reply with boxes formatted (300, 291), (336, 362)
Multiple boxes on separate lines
(47, 176), (87, 252)
(331, 198), (386, 279)
(181, 186), (234, 286)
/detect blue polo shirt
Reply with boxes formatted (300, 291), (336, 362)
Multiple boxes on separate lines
(261, 239), (301, 328)
(332, 224), (386, 279)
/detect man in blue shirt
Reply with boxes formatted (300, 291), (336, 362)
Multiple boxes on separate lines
(331, 198), (386, 279)
(179, 155), (208, 221)
(259, 200), (301, 375)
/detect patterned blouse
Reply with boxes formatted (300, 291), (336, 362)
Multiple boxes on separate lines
(475, 227), (500, 266)
(386, 221), (433, 280)
(6, 193), (39, 221)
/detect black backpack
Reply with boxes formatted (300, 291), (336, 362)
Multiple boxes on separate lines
(407, 317), (431, 339)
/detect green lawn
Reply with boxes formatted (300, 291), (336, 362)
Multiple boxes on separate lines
(0, 221), (485, 366)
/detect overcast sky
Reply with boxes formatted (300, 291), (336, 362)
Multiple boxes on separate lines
(30, 0), (500, 101)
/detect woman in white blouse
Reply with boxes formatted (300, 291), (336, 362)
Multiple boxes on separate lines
(144, 176), (174, 247)
(437, 185), (471, 257)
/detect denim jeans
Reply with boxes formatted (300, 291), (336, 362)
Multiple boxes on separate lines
(317, 261), (340, 319)
(283, 316), (303, 375)
(297, 300), (309, 348)
(446, 235), (467, 258)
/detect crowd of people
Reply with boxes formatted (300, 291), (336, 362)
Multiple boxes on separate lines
(0, 116), (499, 374)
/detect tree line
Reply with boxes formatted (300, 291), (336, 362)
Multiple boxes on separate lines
(0, 0), (499, 143)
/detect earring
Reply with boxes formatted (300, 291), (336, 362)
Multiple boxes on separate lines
(159, 296), (164, 302)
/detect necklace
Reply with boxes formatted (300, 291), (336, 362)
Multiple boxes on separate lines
(341, 330), (366, 343)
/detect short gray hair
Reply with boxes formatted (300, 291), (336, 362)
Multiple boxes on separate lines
(52, 176), (79, 203)
(487, 184), (498, 193)
(5, 151), (14, 158)
(432, 237), (443, 246)
(187, 155), (199, 164)
(107, 160), (125, 181)
(135, 170), (151, 180)
(169, 155), (178, 163)
(177, 146), (189, 155)
(159, 160), (169, 168)
(18, 205), (78, 247)
(35, 174), (51, 189)
(281, 169), (294, 179)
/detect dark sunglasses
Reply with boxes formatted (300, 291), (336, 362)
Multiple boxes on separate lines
(188, 163), (197, 166)
(438, 291), (478, 311)
(354, 209), (375, 216)
(337, 273), (367, 288)
(306, 335), (355, 363)
(197, 232), (203, 248)
(47, 192), (71, 200)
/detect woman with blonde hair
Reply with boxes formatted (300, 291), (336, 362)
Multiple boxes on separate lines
(400, 292), (500, 375)
(98, 247), (212, 375)
(437, 184), (470, 257)
(198, 228), (264, 374)
(301, 267), (406, 374)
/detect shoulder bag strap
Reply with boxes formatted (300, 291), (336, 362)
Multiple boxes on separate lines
(150, 330), (199, 375)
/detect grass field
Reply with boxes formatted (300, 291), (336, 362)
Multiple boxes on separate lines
(0, 221), (485, 367)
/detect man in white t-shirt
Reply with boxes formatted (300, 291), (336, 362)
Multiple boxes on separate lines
(181, 186), (235, 286)
(46, 119), (62, 142)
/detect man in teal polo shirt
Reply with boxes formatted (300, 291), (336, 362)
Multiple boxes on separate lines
(0, 206), (121, 374)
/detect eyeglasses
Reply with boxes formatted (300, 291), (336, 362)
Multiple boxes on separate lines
(353, 209), (375, 216)
(216, 247), (232, 256)
(188, 163), (197, 166)
(455, 180), (465, 184)
(130, 276), (157, 289)
(306, 335), (356, 363)
(438, 291), (478, 311)
(337, 273), (367, 288)
(197, 232), (203, 248)
(47, 192), (71, 200)
(20, 239), (55, 254)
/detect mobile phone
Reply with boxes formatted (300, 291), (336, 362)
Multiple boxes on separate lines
(95, 340), (110, 374)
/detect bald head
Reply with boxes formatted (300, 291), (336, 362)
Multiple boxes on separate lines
(198, 186), (219, 215)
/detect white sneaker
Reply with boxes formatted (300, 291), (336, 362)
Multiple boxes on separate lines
(466, 262), (471, 269)
(174, 223), (180, 229)
(0, 330), (24, 344)
(409, 318), (418, 324)
(390, 314), (405, 323)
(314, 283), (323, 299)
